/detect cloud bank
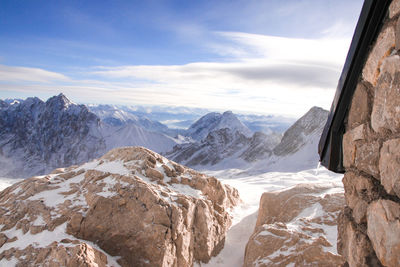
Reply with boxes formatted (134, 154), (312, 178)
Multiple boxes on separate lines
(0, 31), (350, 117)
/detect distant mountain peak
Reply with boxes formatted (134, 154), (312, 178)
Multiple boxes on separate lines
(46, 93), (74, 109)
(186, 111), (252, 141)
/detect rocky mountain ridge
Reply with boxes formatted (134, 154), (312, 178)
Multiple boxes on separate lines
(0, 94), (105, 178)
(0, 147), (240, 266)
(0, 94), (181, 178)
(185, 111), (253, 141)
(166, 106), (328, 171)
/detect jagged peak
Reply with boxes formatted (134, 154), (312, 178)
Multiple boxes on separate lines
(19, 97), (44, 108)
(305, 106), (328, 115)
(46, 93), (75, 109)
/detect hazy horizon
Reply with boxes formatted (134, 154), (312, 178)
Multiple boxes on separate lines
(0, 0), (364, 117)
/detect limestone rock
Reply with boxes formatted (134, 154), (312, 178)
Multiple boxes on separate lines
(347, 83), (371, 129)
(0, 147), (240, 267)
(342, 172), (381, 224)
(390, 0), (400, 18)
(354, 141), (380, 177)
(367, 200), (400, 267)
(343, 124), (365, 169)
(371, 55), (400, 134)
(396, 16), (400, 50)
(0, 241), (109, 267)
(337, 208), (381, 267)
(244, 184), (345, 266)
(379, 138), (400, 198)
(362, 26), (395, 86)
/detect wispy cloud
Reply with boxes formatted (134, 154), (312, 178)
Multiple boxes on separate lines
(0, 31), (351, 117)
(0, 65), (69, 83)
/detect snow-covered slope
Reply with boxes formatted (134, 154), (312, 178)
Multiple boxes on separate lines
(100, 123), (180, 153)
(89, 104), (183, 137)
(257, 106), (329, 172)
(0, 94), (105, 178)
(274, 106), (328, 156)
(200, 167), (344, 267)
(0, 94), (183, 178)
(165, 128), (281, 169)
(185, 111), (253, 141)
(166, 106), (328, 172)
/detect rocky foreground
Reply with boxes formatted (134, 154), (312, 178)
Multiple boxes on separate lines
(244, 184), (345, 266)
(0, 147), (239, 266)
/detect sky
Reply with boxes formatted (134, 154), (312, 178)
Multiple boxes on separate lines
(0, 0), (364, 117)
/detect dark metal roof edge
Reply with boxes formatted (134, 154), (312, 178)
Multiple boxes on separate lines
(318, 0), (391, 173)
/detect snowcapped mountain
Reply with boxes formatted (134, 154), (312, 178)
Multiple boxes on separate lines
(100, 123), (180, 153)
(0, 94), (105, 178)
(166, 106), (328, 172)
(88, 104), (183, 137)
(185, 111), (253, 141)
(165, 111), (282, 169)
(273, 106), (329, 156)
(0, 94), (183, 178)
(251, 106), (329, 172)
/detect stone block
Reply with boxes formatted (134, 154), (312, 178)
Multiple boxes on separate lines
(342, 172), (379, 210)
(367, 199), (400, 267)
(343, 124), (365, 169)
(355, 141), (380, 178)
(347, 83), (370, 129)
(390, 0), (400, 19)
(353, 200), (368, 224)
(371, 55), (400, 134)
(362, 26), (395, 86)
(380, 138), (400, 198)
(396, 16), (400, 50)
(337, 209), (381, 267)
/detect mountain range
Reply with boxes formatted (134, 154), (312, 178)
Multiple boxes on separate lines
(0, 94), (327, 177)
(165, 106), (328, 172)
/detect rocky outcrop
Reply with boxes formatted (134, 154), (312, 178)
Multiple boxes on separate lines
(0, 147), (239, 266)
(339, 2), (400, 266)
(0, 240), (110, 267)
(244, 184), (345, 266)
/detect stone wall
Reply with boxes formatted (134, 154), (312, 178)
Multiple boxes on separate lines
(340, 1), (400, 266)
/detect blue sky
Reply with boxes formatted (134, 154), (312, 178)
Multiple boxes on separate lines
(0, 0), (363, 117)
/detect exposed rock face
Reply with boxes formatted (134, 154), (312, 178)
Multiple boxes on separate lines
(0, 94), (105, 178)
(165, 128), (281, 168)
(167, 107), (328, 171)
(185, 111), (253, 141)
(0, 241), (109, 267)
(244, 184), (345, 266)
(339, 3), (400, 266)
(273, 106), (328, 157)
(0, 147), (239, 266)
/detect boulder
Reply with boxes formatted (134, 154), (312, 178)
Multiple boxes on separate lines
(0, 147), (240, 267)
(244, 184), (345, 266)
